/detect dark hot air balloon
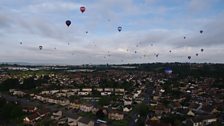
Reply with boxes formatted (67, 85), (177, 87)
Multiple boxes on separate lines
(196, 53), (199, 56)
(80, 6), (86, 13)
(201, 48), (204, 52)
(66, 20), (71, 27)
(118, 26), (122, 32)
(20, 42), (22, 45)
(200, 30), (203, 34)
(39, 46), (43, 50)
(184, 36), (186, 39)
(188, 56), (191, 60)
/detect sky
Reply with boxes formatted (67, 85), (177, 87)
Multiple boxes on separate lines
(0, 0), (224, 65)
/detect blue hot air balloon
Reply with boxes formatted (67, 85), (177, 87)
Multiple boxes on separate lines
(66, 20), (71, 27)
(118, 26), (122, 32)
(164, 67), (172, 74)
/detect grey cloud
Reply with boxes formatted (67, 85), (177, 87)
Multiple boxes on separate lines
(27, 1), (81, 13)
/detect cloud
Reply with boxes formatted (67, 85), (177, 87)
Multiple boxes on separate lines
(188, 0), (223, 13)
(27, 1), (82, 13)
(0, 0), (224, 64)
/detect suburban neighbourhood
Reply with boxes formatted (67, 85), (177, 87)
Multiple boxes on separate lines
(0, 63), (223, 126)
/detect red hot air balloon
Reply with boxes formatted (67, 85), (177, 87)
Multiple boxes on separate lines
(80, 6), (86, 13)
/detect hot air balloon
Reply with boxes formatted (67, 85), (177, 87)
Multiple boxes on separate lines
(80, 6), (86, 13)
(66, 20), (71, 27)
(86, 31), (88, 34)
(164, 67), (172, 74)
(196, 53), (199, 56)
(169, 50), (172, 53)
(201, 49), (204, 52)
(20, 42), (22, 45)
(134, 51), (137, 54)
(184, 36), (186, 39)
(188, 56), (191, 60)
(156, 54), (159, 57)
(200, 30), (203, 34)
(118, 26), (122, 32)
(39, 46), (43, 50)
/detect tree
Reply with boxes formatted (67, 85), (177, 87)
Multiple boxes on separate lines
(0, 78), (19, 91)
(96, 109), (105, 119)
(98, 96), (111, 106)
(136, 103), (149, 117)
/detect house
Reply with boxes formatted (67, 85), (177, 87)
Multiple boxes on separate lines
(145, 120), (171, 126)
(58, 117), (67, 125)
(185, 115), (217, 126)
(78, 92), (90, 96)
(23, 113), (40, 125)
(95, 88), (103, 92)
(12, 90), (26, 97)
(92, 105), (99, 114)
(154, 105), (170, 115)
(186, 118), (203, 126)
(187, 110), (195, 116)
(108, 110), (124, 120)
(23, 109), (49, 125)
(202, 115), (218, 125)
(22, 106), (38, 113)
(115, 88), (125, 92)
(101, 92), (111, 96)
(124, 99), (132, 106)
(67, 115), (81, 126)
(104, 88), (114, 92)
(82, 88), (92, 92)
(80, 104), (93, 112)
(69, 101), (81, 109)
(123, 105), (132, 112)
(50, 90), (59, 94)
(61, 89), (70, 93)
(40, 91), (50, 95)
(77, 117), (94, 126)
(71, 88), (80, 92)
(51, 111), (63, 120)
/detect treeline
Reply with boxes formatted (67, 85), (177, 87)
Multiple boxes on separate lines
(0, 75), (49, 91)
(0, 98), (24, 124)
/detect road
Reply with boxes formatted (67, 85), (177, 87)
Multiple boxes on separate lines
(128, 82), (154, 126)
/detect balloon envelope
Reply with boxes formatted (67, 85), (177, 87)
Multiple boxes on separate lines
(39, 46), (43, 50)
(66, 20), (71, 27)
(188, 56), (191, 59)
(118, 26), (122, 32)
(164, 67), (172, 74)
(80, 6), (86, 13)
(200, 30), (203, 34)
